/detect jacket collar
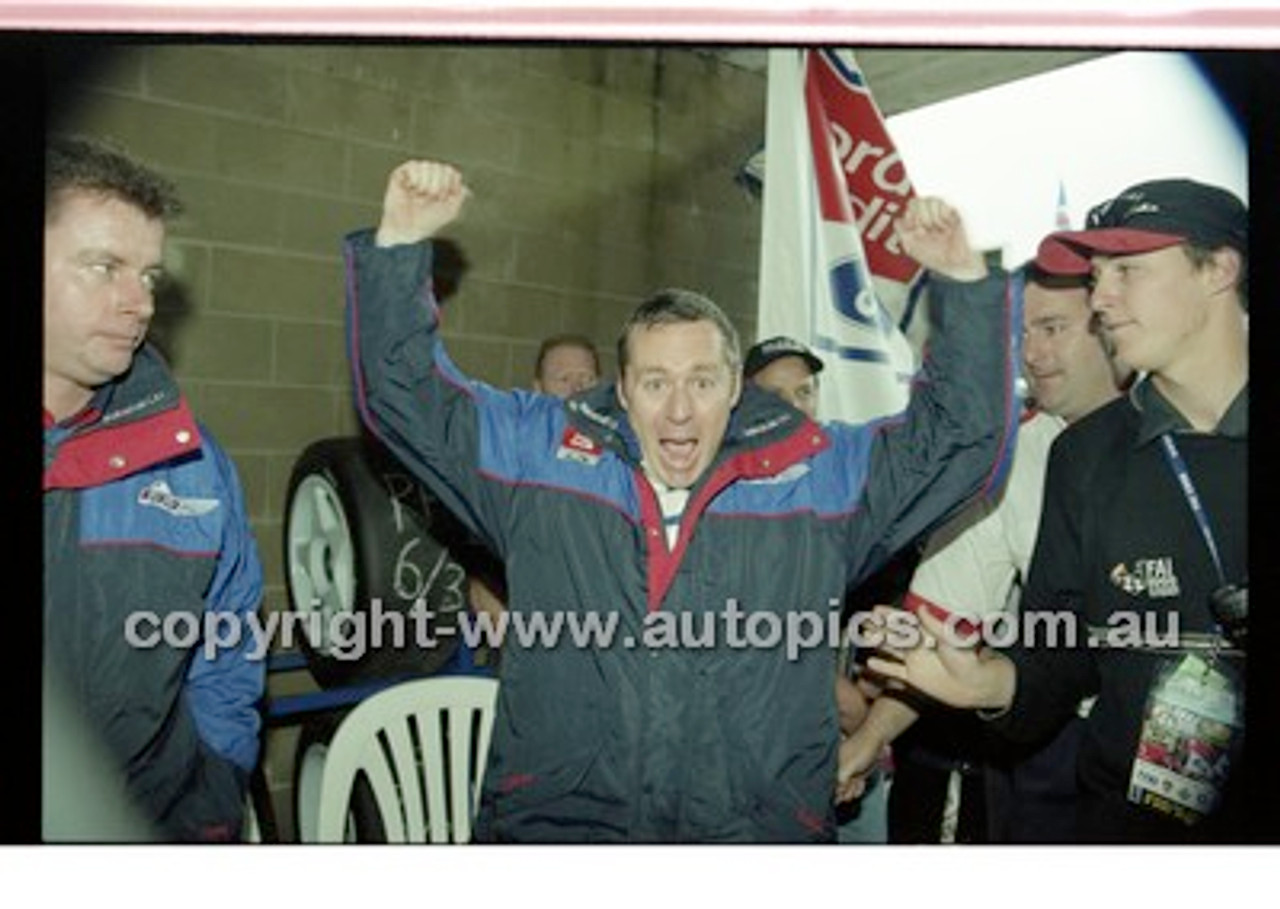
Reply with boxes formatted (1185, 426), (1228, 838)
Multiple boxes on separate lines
(1129, 374), (1249, 447)
(565, 380), (828, 479)
(97, 344), (183, 428)
(43, 345), (203, 490)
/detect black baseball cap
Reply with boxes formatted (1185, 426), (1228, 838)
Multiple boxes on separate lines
(743, 336), (824, 379)
(1037, 178), (1248, 276)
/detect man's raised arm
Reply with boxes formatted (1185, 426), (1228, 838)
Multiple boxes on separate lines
(345, 159), (517, 556)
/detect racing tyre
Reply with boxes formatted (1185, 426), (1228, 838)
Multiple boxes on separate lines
(283, 436), (465, 688)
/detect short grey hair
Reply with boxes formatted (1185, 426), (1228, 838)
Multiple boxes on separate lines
(46, 134), (182, 224)
(616, 288), (742, 375)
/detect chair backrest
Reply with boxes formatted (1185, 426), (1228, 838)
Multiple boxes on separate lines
(243, 796), (261, 843)
(315, 675), (499, 843)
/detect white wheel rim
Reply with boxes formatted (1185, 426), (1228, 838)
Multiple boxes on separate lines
(287, 473), (356, 657)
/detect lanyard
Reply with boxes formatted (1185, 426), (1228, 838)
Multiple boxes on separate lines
(1158, 434), (1227, 588)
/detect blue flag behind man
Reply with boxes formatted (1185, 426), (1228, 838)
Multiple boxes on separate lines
(757, 49), (926, 424)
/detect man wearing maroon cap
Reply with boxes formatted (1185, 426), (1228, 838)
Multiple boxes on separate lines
(836, 258), (1130, 843)
(869, 178), (1251, 842)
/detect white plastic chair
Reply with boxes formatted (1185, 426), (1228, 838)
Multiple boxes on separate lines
(310, 675), (499, 844)
(242, 796), (261, 843)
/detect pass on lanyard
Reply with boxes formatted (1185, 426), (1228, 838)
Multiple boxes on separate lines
(1158, 434), (1227, 589)
(1129, 436), (1244, 825)
(1128, 652), (1241, 825)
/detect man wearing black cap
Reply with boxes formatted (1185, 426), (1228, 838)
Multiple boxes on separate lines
(869, 178), (1251, 842)
(743, 336), (825, 420)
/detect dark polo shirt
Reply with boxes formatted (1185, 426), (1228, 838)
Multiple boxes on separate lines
(994, 376), (1248, 842)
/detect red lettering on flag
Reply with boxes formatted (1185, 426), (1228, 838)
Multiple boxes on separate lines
(806, 52), (920, 284)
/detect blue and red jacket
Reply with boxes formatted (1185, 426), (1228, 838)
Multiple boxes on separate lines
(43, 345), (264, 841)
(346, 232), (1018, 841)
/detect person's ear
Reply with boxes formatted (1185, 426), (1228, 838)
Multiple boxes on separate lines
(1204, 247), (1243, 299)
(616, 373), (631, 413)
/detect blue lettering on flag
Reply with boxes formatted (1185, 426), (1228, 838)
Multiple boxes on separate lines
(813, 335), (913, 381)
(829, 260), (894, 335)
(814, 334), (889, 364)
(830, 260), (872, 326)
(817, 50), (866, 91)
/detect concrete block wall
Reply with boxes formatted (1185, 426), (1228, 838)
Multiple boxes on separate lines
(48, 41), (766, 838)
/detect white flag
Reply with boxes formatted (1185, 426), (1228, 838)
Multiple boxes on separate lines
(757, 49), (925, 424)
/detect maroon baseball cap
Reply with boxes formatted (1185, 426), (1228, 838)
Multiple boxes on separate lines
(1036, 178), (1248, 276)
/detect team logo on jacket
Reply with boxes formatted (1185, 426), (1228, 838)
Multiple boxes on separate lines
(138, 480), (221, 517)
(556, 428), (603, 466)
(1108, 558), (1181, 599)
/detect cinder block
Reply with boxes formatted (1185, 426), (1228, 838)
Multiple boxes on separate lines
(288, 67), (414, 145)
(516, 129), (607, 191)
(173, 173), (286, 247)
(604, 48), (660, 97)
(513, 230), (598, 293)
(346, 45), (457, 95)
(213, 120), (346, 196)
(654, 50), (719, 117)
(193, 383), (341, 453)
(411, 100), (521, 173)
(160, 241), (211, 304)
(334, 404), (362, 439)
(47, 91), (219, 176)
(445, 224), (518, 286)
(451, 167), (559, 237)
(601, 96), (655, 151)
(707, 64), (768, 127)
(521, 46), (611, 87)
(253, 517), (285, 594)
(585, 296), (640, 351)
(504, 284), (577, 340)
(231, 453), (271, 521)
(209, 248), (344, 322)
(279, 192), (380, 258)
(346, 143), (415, 204)
(266, 451), (307, 526)
(431, 48), (526, 112)
(163, 310), (274, 383)
(438, 335), (514, 389)
(591, 244), (659, 299)
(144, 45), (289, 122)
(274, 320), (349, 387)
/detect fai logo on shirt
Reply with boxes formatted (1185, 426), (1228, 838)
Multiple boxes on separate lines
(1109, 558), (1181, 599)
(556, 428), (603, 466)
(138, 480), (221, 517)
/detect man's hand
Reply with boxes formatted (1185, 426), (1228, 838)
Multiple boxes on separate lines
(865, 605), (1017, 711)
(834, 690), (919, 804)
(468, 576), (507, 627)
(835, 673), (870, 736)
(835, 729), (884, 804)
(376, 160), (469, 248)
(894, 196), (987, 282)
